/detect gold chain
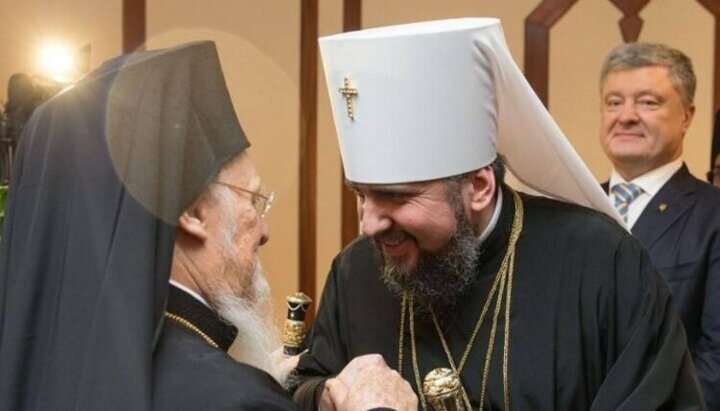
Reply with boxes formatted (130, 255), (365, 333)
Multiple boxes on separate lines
(479, 247), (508, 409)
(503, 250), (516, 408)
(398, 294), (407, 374)
(480, 189), (522, 410)
(397, 189), (524, 411)
(430, 313), (474, 410)
(434, 250), (505, 374)
(409, 298), (428, 411)
(164, 311), (219, 348)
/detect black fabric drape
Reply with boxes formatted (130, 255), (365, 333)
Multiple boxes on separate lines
(0, 41), (248, 410)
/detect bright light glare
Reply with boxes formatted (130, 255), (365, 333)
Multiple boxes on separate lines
(37, 43), (75, 83)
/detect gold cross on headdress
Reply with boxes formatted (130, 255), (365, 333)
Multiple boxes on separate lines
(339, 77), (358, 121)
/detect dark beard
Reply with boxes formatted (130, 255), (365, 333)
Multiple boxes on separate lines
(373, 211), (481, 320)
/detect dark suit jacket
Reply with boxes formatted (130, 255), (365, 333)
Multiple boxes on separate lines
(604, 164), (720, 409)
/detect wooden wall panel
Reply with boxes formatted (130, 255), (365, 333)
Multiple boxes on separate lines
(340, 0), (362, 248)
(524, 0), (578, 106)
(123, 0), (145, 52)
(300, 0), (319, 321)
(697, 0), (720, 111)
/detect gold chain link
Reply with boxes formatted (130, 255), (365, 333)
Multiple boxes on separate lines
(164, 311), (219, 349)
(409, 299), (428, 411)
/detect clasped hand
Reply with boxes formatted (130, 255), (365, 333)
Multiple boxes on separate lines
(319, 354), (418, 411)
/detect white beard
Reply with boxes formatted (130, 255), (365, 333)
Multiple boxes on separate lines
(209, 262), (290, 388)
(208, 188), (290, 387)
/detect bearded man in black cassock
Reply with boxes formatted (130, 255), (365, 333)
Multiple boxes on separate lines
(0, 41), (416, 411)
(0, 40), (296, 410)
(291, 19), (705, 410)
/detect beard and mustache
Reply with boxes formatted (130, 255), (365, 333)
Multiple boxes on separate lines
(203, 188), (290, 387)
(373, 185), (482, 319)
(207, 261), (292, 388)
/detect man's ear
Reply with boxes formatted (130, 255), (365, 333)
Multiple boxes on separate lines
(177, 204), (209, 241)
(682, 104), (695, 134)
(467, 166), (496, 213)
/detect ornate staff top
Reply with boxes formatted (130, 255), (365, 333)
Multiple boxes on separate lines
(283, 292), (312, 356)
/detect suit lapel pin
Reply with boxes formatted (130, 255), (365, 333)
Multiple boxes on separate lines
(658, 203), (668, 212)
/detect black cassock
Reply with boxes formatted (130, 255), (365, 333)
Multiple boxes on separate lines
(153, 286), (296, 410)
(0, 42), (260, 409)
(293, 187), (704, 410)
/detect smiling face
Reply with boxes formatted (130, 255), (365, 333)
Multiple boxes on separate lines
(600, 66), (695, 180)
(351, 176), (488, 311)
(354, 179), (459, 272)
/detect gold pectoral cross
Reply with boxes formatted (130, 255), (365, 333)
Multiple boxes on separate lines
(339, 77), (358, 121)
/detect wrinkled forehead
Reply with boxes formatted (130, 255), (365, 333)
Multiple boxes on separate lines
(218, 151), (261, 188)
(603, 66), (686, 101)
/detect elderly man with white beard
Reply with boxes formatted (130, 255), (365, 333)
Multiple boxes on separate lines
(0, 41), (417, 411)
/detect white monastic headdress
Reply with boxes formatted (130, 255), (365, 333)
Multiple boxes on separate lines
(319, 18), (621, 224)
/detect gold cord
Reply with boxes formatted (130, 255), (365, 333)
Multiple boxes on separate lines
(409, 298), (428, 411)
(479, 249), (508, 410)
(398, 189), (524, 411)
(398, 294), (407, 374)
(164, 311), (219, 349)
(430, 313), (474, 410)
(500, 190), (524, 410)
(503, 251), (516, 409)
(433, 249), (504, 375)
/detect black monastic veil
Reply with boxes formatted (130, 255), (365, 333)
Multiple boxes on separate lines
(0, 41), (249, 410)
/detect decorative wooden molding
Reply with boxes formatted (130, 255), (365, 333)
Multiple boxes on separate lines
(524, 0), (579, 106)
(525, 0), (720, 111)
(608, 0), (651, 42)
(341, 0), (362, 247)
(300, 0), (319, 322)
(697, 0), (720, 112)
(122, 0), (146, 53)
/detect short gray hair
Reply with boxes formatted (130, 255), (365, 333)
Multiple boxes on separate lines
(600, 42), (696, 108)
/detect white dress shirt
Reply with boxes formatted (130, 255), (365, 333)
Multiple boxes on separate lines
(607, 159), (683, 229)
(479, 187), (503, 244)
(169, 279), (211, 308)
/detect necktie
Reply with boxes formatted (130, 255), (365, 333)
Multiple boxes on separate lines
(611, 182), (643, 222)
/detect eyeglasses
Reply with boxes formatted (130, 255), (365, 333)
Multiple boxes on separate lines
(706, 168), (720, 184)
(213, 181), (275, 218)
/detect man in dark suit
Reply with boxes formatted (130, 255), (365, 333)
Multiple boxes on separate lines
(599, 42), (719, 408)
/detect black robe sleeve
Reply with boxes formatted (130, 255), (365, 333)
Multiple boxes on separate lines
(590, 234), (705, 410)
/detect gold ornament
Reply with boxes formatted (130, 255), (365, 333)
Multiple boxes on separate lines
(339, 77), (359, 121)
(283, 292), (312, 356)
(422, 368), (466, 411)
